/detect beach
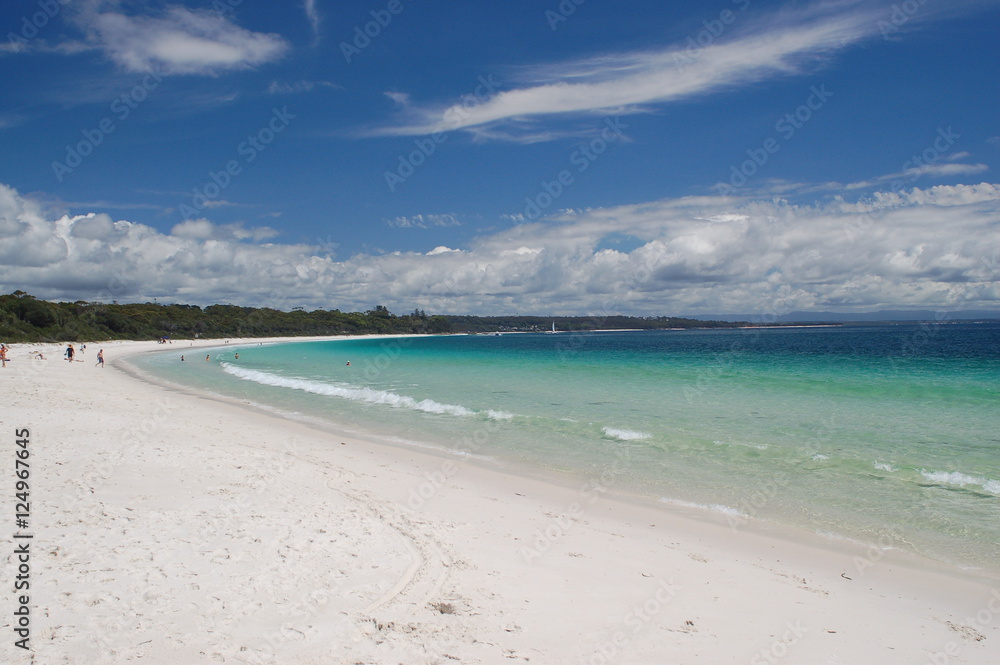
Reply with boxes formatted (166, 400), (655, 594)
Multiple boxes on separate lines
(2, 337), (998, 664)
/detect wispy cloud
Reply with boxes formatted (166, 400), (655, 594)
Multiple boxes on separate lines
(76, 3), (289, 75)
(303, 0), (321, 44)
(846, 162), (989, 190)
(267, 79), (339, 95)
(372, 2), (884, 141)
(386, 214), (462, 229)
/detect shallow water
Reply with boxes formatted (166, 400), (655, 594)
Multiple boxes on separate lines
(136, 323), (1000, 573)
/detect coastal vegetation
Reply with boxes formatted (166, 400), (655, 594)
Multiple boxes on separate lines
(0, 291), (745, 342)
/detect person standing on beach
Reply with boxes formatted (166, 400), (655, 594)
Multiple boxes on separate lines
(96, 349), (104, 367)
(0, 344), (8, 368)
(66, 344), (75, 362)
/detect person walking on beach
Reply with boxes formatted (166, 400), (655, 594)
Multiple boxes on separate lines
(66, 344), (75, 362)
(96, 349), (104, 368)
(0, 344), (8, 368)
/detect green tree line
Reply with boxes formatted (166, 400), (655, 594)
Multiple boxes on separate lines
(0, 291), (744, 343)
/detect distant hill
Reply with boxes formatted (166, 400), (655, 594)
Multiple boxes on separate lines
(693, 310), (1000, 323)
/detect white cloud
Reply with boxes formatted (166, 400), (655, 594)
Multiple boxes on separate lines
(1, 182), (998, 315)
(386, 214), (461, 229)
(847, 162), (990, 190)
(304, 0), (321, 43)
(426, 246), (461, 256)
(373, 3), (883, 140)
(268, 80), (339, 94)
(170, 218), (278, 242)
(902, 163), (989, 179)
(80, 4), (288, 75)
(384, 91), (411, 107)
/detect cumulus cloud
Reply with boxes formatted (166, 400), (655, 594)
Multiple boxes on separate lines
(76, 3), (288, 75)
(373, 2), (884, 140)
(0, 182), (998, 315)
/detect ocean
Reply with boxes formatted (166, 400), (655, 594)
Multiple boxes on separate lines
(133, 323), (1000, 575)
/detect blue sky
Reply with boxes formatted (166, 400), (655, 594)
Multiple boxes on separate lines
(1, 0), (998, 316)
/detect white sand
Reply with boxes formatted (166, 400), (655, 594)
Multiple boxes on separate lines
(2, 337), (998, 664)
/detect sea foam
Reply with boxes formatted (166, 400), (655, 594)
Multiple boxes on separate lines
(602, 427), (652, 441)
(920, 470), (1000, 495)
(660, 497), (748, 518)
(222, 364), (475, 417)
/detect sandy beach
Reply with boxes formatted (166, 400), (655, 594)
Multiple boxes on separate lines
(2, 337), (997, 664)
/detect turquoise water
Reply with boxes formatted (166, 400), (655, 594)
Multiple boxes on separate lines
(134, 324), (1000, 574)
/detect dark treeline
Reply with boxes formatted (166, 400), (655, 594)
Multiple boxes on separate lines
(0, 291), (745, 342)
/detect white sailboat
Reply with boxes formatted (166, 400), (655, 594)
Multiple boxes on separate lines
(547, 320), (556, 333)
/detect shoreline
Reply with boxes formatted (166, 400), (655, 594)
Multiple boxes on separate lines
(128, 335), (1000, 582)
(3, 337), (998, 663)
